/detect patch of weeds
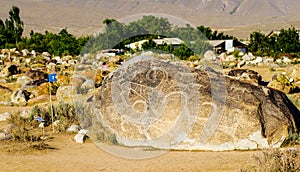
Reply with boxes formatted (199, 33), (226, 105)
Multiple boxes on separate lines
(241, 149), (300, 172)
(5, 76), (17, 83)
(269, 67), (276, 72)
(282, 126), (300, 147)
(30, 142), (57, 150)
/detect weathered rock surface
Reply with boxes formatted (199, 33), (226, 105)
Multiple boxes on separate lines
(227, 69), (263, 85)
(86, 58), (300, 151)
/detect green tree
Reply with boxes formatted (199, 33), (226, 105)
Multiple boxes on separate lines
(0, 6), (24, 48)
(276, 27), (300, 53)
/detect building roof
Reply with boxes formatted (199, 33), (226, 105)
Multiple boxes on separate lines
(153, 38), (183, 45)
(208, 40), (225, 47)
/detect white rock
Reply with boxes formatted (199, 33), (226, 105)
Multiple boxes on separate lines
(282, 56), (291, 64)
(38, 122), (45, 128)
(0, 132), (11, 141)
(67, 124), (81, 133)
(16, 75), (32, 86)
(249, 131), (269, 149)
(236, 139), (257, 150)
(31, 50), (36, 57)
(0, 112), (11, 121)
(255, 56), (263, 63)
(74, 133), (85, 143)
(242, 53), (255, 61)
(81, 79), (94, 90)
(53, 120), (60, 127)
(78, 129), (89, 135)
(21, 49), (30, 56)
(53, 56), (62, 64)
(19, 110), (31, 118)
(275, 58), (282, 64)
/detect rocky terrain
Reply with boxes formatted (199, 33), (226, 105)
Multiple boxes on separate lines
(0, 48), (300, 150)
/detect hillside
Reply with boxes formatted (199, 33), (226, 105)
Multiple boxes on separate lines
(0, 0), (300, 38)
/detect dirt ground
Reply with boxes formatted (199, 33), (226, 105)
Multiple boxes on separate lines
(0, 132), (262, 172)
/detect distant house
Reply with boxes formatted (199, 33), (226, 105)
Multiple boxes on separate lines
(153, 38), (183, 48)
(208, 40), (247, 54)
(125, 38), (184, 50)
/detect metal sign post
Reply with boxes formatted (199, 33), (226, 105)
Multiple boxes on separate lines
(48, 73), (57, 132)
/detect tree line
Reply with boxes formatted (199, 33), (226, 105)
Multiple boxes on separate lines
(248, 28), (300, 57)
(1, 6), (299, 59)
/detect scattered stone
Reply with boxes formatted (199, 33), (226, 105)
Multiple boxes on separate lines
(81, 79), (94, 90)
(0, 132), (11, 141)
(2, 124), (15, 134)
(0, 112), (11, 121)
(16, 75), (33, 86)
(242, 53), (255, 61)
(202, 50), (216, 62)
(291, 64), (300, 82)
(67, 124), (81, 133)
(282, 56), (291, 64)
(10, 89), (31, 105)
(74, 133), (86, 143)
(56, 86), (75, 100)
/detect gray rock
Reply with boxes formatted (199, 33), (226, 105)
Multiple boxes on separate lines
(202, 50), (216, 62)
(81, 79), (94, 90)
(56, 86), (75, 100)
(67, 124), (81, 133)
(90, 58), (300, 151)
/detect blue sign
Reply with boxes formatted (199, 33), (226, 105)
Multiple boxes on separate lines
(48, 73), (57, 82)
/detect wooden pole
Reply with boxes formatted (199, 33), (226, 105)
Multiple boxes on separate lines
(49, 82), (54, 132)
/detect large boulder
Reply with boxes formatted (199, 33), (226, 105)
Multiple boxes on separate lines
(82, 58), (300, 151)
